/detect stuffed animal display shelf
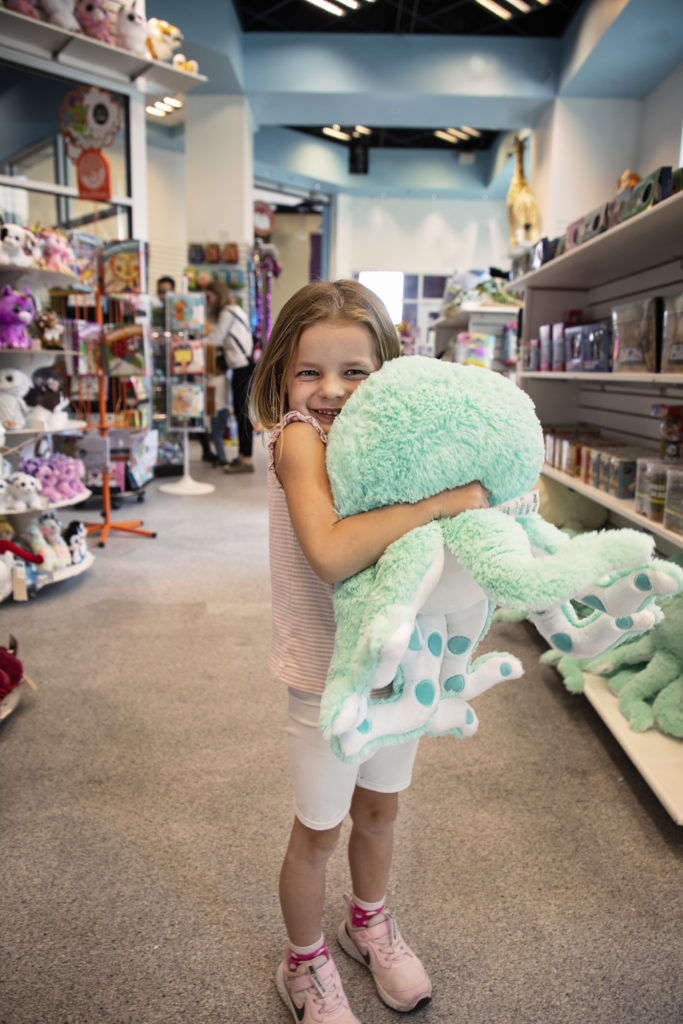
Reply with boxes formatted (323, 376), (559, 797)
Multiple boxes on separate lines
(319, 357), (683, 762)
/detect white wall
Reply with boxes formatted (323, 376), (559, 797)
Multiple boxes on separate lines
(638, 62), (683, 171)
(147, 144), (186, 292)
(340, 197), (509, 277)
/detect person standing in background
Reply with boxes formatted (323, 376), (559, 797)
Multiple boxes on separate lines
(204, 280), (255, 474)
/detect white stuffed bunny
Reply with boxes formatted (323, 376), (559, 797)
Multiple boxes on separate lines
(0, 367), (32, 430)
(116, 3), (147, 55)
(40, 0), (80, 30)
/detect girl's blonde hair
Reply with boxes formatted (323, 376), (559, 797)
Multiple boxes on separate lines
(249, 279), (401, 430)
(205, 279), (234, 322)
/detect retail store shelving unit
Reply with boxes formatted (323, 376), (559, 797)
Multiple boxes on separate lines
(511, 190), (683, 823)
(0, 8), (206, 92)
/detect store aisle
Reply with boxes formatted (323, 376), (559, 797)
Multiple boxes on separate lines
(1, 444), (681, 1024)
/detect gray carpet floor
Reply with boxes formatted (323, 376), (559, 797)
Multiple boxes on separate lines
(1, 442), (682, 1024)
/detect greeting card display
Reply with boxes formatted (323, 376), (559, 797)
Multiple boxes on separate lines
(103, 324), (151, 377)
(62, 320), (103, 374)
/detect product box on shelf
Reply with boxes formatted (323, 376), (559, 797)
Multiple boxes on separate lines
(635, 457), (669, 522)
(663, 467), (683, 534)
(612, 297), (661, 373)
(101, 240), (148, 295)
(577, 202), (609, 244)
(661, 293), (683, 374)
(551, 323), (565, 372)
(616, 166), (673, 224)
(581, 320), (613, 372)
(564, 325), (585, 371)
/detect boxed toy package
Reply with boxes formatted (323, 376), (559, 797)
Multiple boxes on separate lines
(635, 457), (669, 521)
(102, 323), (151, 377)
(612, 297), (661, 373)
(663, 467), (683, 534)
(581, 320), (612, 372)
(101, 240), (148, 295)
(661, 293), (683, 374)
(166, 293), (206, 334)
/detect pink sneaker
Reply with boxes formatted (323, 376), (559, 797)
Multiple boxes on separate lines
(276, 951), (361, 1024)
(337, 904), (432, 1012)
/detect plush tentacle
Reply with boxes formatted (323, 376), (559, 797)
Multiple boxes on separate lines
(651, 677), (683, 738)
(529, 603), (657, 659)
(331, 613), (445, 761)
(617, 650), (681, 732)
(440, 511), (658, 610)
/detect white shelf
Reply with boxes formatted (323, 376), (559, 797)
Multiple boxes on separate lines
(46, 548), (94, 584)
(2, 489), (93, 517)
(0, 8), (206, 92)
(432, 304), (520, 331)
(583, 674), (683, 825)
(0, 263), (83, 290)
(521, 371), (683, 385)
(510, 190), (683, 293)
(5, 420), (87, 437)
(540, 464), (683, 550)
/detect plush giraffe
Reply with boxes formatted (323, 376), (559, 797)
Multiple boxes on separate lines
(506, 135), (540, 248)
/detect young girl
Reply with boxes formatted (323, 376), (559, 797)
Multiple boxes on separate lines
(249, 280), (489, 1024)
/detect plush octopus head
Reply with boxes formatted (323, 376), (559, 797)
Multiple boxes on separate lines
(326, 355), (545, 514)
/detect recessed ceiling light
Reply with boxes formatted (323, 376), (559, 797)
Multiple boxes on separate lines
(507, 0), (531, 11)
(303, 0), (345, 14)
(155, 101), (174, 112)
(354, 125), (372, 135)
(146, 106), (166, 117)
(323, 126), (351, 141)
(475, 0), (513, 19)
(163, 96), (183, 108)
(434, 130), (458, 143)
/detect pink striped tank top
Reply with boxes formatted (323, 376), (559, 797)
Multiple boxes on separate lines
(268, 412), (336, 695)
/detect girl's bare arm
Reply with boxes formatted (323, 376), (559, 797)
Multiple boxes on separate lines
(276, 421), (489, 584)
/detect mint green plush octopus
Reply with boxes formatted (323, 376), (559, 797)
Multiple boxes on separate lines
(318, 357), (683, 763)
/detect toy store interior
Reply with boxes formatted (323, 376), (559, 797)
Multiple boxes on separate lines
(1, 1), (683, 1021)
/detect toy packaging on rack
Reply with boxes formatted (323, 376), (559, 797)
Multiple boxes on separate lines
(170, 382), (204, 422)
(166, 293), (205, 334)
(170, 337), (204, 375)
(102, 324), (151, 377)
(661, 293), (683, 374)
(612, 298), (661, 373)
(68, 232), (101, 291)
(101, 240), (148, 295)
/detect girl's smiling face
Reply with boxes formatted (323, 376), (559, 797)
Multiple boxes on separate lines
(285, 319), (380, 433)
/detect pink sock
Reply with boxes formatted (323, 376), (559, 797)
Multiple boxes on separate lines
(350, 895), (385, 928)
(287, 936), (329, 972)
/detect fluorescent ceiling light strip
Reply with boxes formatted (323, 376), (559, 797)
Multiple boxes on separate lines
(355, 125), (371, 135)
(155, 101), (173, 111)
(163, 96), (183, 108)
(336, 0), (359, 8)
(323, 126), (351, 141)
(475, 0), (513, 19)
(507, 0), (531, 11)
(461, 126), (481, 137)
(434, 130), (458, 143)
(304, 0), (345, 14)
(535, 0), (550, 5)
(146, 106), (165, 117)
(447, 127), (469, 140)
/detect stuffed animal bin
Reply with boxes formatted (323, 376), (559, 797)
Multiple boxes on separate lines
(319, 356), (683, 762)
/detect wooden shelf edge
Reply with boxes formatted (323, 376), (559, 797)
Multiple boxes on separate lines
(583, 674), (683, 825)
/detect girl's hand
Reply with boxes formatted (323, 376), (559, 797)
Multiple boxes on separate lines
(430, 481), (490, 520)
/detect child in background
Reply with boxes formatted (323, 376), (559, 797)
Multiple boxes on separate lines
(249, 280), (489, 1024)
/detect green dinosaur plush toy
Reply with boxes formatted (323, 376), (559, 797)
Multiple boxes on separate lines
(319, 356), (683, 762)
